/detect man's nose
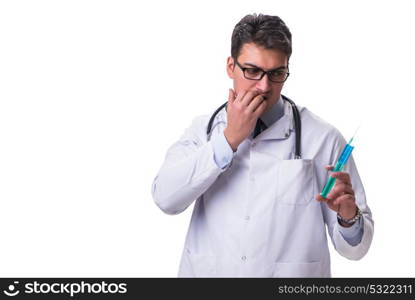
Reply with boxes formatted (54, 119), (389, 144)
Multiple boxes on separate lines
(255, 74), (271, 93)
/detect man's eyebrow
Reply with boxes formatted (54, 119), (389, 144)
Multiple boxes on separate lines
(243, 62), (288, 71)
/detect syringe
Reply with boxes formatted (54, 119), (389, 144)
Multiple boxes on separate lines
(320, 127), (360, 198)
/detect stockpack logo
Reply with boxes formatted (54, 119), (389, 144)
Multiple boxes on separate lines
(3, 281), (20, 296)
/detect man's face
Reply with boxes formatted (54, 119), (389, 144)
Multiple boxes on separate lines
(226, 42), (289, 113)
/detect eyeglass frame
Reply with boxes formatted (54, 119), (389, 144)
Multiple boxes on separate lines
(234, 59), (290, 83)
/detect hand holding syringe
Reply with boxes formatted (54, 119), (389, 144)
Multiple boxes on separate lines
(320, 126), (360, 199)
(320, 128), (359, 198)
(315, 126), (362, 223)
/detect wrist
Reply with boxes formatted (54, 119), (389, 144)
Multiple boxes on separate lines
(223, 128), (240, 152)
(337, 206), (362, 227)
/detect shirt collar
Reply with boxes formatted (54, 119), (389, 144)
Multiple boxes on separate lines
(260, 96), (285, 128)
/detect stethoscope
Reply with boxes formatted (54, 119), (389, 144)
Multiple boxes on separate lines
(206, 94), (302, 159)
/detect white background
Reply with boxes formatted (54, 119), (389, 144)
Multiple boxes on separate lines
(1, 0), (414, 277)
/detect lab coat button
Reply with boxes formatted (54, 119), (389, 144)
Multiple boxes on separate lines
(241, 256), (246, 261)
(245, 216), (250, 221)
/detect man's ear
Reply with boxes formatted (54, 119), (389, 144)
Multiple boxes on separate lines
(226, 56), (235, 79)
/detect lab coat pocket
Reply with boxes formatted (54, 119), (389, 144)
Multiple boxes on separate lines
(277, 159), (315, 205)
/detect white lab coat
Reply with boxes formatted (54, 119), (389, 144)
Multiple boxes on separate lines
(152, 100), (374, 277)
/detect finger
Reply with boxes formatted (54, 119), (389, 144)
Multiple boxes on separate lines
(315, 194), (327, 202)
(234, 89), (248, 103)
(248, 94), (266, 113)
(333, 193), (355, 206)
(327, 184), (355, 200)
(253, 98), (267, 115)
(319, 196), (339, 212)
(240, 90), (260, 106)
(228, 88), (236, 102)
(327, 185), (354, 199)
(316, 193), (341, 209)
(331, 172), (352, 185)
(333, 183), (354, 196)
(316, 193), (335, 205)
(325, 165), (334, 171)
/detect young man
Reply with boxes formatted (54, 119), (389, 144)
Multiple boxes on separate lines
(152, 13), (373, 277)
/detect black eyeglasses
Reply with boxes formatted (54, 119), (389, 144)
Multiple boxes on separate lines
(235, 60), (290, 83)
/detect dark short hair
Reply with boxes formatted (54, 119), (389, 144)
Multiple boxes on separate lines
(231, 13), (292, 61)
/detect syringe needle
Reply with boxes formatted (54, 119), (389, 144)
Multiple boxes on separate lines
(349, 124), (361, 144)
